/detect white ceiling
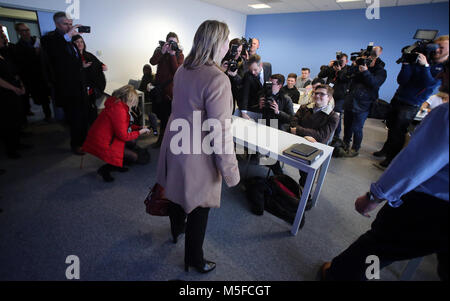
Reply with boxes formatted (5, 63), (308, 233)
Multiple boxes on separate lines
(198, 0), (448, 15)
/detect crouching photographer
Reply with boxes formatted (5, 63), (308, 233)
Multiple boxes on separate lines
(374, 33), (449, 169)
(341, 44), (387, 157)
(259, 74), (294, 176)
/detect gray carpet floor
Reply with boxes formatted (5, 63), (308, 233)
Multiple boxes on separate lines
(0, 105), (440, 281)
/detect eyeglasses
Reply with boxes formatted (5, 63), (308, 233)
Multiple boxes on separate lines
(314, 92), (328, 97)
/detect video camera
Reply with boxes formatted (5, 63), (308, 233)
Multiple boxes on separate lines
(396, 29), (439, 64)
(159, 40), (180, 52)
(223, 44), (240, 73)
(351, 42), (375, 66)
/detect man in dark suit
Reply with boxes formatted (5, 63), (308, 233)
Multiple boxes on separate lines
(238, 54), (272, 121)
(41, 12), (88, 155)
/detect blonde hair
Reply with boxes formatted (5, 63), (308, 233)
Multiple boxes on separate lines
(112, 85), (139, 108)
(184, 20), (230, 70)
(434, 35), (449, 43)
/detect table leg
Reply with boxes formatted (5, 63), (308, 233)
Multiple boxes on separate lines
(291, 169), (316, 236)
(310, 153), (332, 209)
(140, 94), (146, 127)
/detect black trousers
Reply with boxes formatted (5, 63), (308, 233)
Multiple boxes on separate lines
(154, 98), (172, 137)
(382, 98), (420, 162)
(0, 93), (23, 155)
(64, 98), (90, 149)
(327, 191), (449, 281)
(168, 202), (210, 266)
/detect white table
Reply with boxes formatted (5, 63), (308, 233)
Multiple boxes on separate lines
(232, 116), (334, 236)
(104, 81), (146, 126)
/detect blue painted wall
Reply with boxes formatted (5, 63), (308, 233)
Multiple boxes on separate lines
(37, 11), (55, 36)
(246, 3), (449, 101)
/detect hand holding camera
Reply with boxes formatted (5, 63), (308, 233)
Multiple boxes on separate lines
(417, 53), (429, 66)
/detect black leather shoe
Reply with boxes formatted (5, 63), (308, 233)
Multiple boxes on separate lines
(185, 260), (216, 274)
(97, 166), (114, 183)
(113, 166), (129, 173)
(373, 150), (386, 158)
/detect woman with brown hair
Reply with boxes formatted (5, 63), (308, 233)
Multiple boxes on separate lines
(155, 20), (240, 273)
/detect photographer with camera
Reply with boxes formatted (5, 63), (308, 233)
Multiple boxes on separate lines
(341, 44), (387, 157)
(259, 74), (294, 130)
(221, 39), (246, 113)
(318, 52), (350, 140)
(374, 35), (448, 169)
(237, 54), (272, 121)
(149, 32), (184, 148)
(259, 74), (294, 175)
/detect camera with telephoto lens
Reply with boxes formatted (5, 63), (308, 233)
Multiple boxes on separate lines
(159, 40), (180, 52)
(223, 44), (239, 73)
(351, 43), (376, 66)
(333, 51), (345, 67)
(396, 29), (439, 64)
(263, 81), (275, 109)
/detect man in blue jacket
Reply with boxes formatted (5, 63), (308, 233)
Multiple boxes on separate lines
(320, 59), (449, 281)
(374, 35), (448, 169)
(342, 53), (387, 157)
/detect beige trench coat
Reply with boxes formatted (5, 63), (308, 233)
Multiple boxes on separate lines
(156, 64), (240, 214)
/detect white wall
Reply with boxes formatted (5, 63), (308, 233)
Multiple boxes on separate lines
(1, 0), (247, 84)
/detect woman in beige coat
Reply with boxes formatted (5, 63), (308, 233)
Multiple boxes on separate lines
(155, 20), (240, 273)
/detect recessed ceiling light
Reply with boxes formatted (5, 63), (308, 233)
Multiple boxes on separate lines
(336, 0), (363, 3)
(248, 4), (271, 9)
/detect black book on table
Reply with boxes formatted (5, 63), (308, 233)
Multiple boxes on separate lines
(283, 143), (324, 165)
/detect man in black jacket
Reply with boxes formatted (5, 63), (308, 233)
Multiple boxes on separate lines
(41, 12), (88, 155)
(342, 55), (387, 157)
(280, 73), (300, 104)
(238, 54), (272, 121)
(259, 74), (294, 131)
(259, 74), (294, 175)
(14, 23), (52, 122)
(318, 53), (350, 139)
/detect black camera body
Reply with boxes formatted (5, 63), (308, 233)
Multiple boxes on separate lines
(333, 51), (344, 67)
(159, 40), (180, 52)
(223, 44), (240, 73)
(351, 43), (375, 66)
(396, 29), (439, 64)
(263, 81), (275, 109)
(241, 37), (254, 54)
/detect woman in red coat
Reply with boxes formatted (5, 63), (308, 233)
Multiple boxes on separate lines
(83, 85), (150, 182)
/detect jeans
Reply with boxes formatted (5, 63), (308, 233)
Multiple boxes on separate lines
(343, 109), (370, 152)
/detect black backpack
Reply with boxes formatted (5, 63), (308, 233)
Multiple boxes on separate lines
(244, 175), (305, 227)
